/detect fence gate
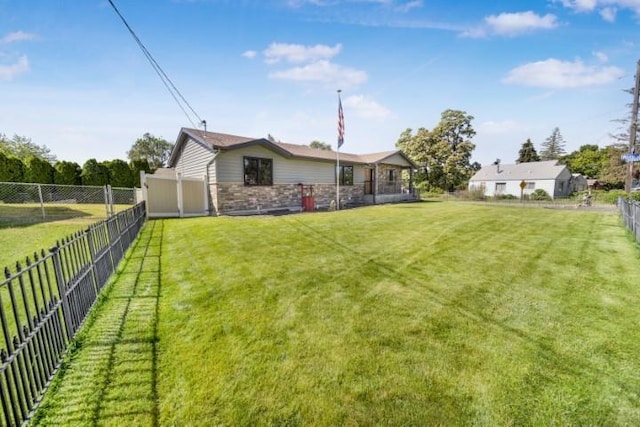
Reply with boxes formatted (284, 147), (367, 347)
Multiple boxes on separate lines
(140, 170), (208, 218)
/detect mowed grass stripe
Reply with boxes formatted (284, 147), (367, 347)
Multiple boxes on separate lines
(36, 202), (640, 425)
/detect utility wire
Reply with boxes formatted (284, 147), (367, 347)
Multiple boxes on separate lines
(107, 0), (204, 130)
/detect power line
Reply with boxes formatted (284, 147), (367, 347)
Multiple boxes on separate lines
(107, 0), (205, 130)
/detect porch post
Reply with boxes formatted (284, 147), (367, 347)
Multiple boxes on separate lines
(409, 167), (414, 196)
(374, 163), (378, 204)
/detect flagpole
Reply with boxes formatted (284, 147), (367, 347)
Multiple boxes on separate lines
(336, 89), (343, 211)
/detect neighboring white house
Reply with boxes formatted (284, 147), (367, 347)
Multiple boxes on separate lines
(468, 160), (573, 199)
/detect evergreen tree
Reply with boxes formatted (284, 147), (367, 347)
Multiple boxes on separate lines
(516, 139), (541, 163)
(540, 127), (566, 160)
(105, 159), (134, 188)
(24, 156), (54, 183)
(0, 152), (25, 182)
(81, 159), (110, 186)
(54, 161), (82, 185)
(130, 159), (152, 187)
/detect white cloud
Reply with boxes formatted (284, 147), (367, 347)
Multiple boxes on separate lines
(463, 11), (558, 38)
(599, 6), (617, 21)
(242, 50), (257, 59)
(593, 50), (609, 62)
(486, 12), (559, 35)
(0, 31), (37, 44)
(263, 43), (342, 64)
(395, 0), (423, 13)
(557, 0), (640, 20)
(503, 58), (624, 88)
(0, 55), (29, 80)
(269, 59), (367, 89)
(343, 95), (393, 119)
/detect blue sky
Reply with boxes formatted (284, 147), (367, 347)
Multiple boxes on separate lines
(0, 0), (637, 166)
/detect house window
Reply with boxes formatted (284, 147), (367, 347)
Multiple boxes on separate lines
(244, 157), (273, 186)
(338, 165), (353, 186)
(495, 182), (506, 194)
(526, 182), (535, 190)
(387, 169), (397, 183)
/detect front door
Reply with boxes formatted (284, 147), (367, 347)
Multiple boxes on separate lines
(364, 168), (373, 195)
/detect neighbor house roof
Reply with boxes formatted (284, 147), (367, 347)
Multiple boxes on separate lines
(169, 127), (417, 168)
(469, 160), (569, 181)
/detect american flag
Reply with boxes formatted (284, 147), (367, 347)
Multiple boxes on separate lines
(338, 95), (344, 148)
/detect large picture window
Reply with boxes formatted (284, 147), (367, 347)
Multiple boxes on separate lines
(339, 165), (353, 186)
(244, 157), (273, 186)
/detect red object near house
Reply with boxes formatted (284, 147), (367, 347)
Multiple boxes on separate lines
(299, 184), (315, 212)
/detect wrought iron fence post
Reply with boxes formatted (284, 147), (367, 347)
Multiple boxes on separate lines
(49, 245), (73, 341)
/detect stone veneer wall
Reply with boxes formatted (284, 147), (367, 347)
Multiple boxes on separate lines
(313, 184), (364, 207)
(377, 165), (405, 194)
(210, 183), (365, 214)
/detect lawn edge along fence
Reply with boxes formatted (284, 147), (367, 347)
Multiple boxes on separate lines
(0, 202), (146, 426)
(618, 197), (640, 243)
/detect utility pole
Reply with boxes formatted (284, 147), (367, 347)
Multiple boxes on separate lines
(626, 59), (640, 193)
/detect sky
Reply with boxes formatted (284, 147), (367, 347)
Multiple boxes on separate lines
(0, 0), (638, 167)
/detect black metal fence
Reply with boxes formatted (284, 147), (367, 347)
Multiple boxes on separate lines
(618, 197), (640, 242)
(0, 202), (146, 426)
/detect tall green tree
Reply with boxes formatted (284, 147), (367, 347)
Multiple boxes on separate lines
(0, 152), (25, 182)
(309, 141), (332, 151)
(24, 156), (54, 183)
(516, 139), (540, 163)
(561, 144), (606, 178)
(81, 159), (110, 186)
(54, 161), (82, 185)
(396, 109), (476, 192)
(540, 127), (567, 160)
(105, 159), (134, 188)
(600, 144), (627, 189)
(127, 133), (173, 170)
(0, 133), (56, 163)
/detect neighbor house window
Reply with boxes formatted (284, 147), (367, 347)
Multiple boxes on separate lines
(526, 182), (535, 190)
(338, 165), (353, 185)
(244, 157), (273, 186)
(387, 169), (397, 183)
(495, 182), (506, 194)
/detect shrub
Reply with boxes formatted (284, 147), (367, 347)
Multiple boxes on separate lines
(628, 192), (640, 202)
(464, 183), (486, 201)
(600, 189), (626, 204)
(529, 189), (551, 201)
(493, 194), (517, 200)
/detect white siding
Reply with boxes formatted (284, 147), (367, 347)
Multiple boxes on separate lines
(470, 179), (561, 199)
(174, 137), (215, 178)
(216, 145), (365, 184)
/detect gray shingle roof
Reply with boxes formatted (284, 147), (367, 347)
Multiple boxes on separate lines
(470, 160), (568, 181)
(174, 127), (416, 168)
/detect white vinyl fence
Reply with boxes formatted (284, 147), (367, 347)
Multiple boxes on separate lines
(140, 171), (208, 218)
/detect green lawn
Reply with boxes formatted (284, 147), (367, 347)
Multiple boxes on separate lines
(33, 202), (640, 425)
(0, 203), (128, 271)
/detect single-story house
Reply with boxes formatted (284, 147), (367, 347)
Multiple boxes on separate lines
(570, 174), (588, 192)
(468, 160), (573, 199)
(165, 127), (418, 215)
